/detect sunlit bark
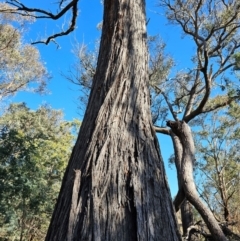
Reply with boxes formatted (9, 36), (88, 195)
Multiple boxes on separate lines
(45, 0), (181, 240)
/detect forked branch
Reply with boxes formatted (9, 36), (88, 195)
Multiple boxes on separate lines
(6, 0), (79, 45)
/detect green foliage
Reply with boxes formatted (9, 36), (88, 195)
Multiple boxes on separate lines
(233, 52), (240, 70)
(195, 106), (240, 230)
(148, 35), (174, 87)
(148, 36), (175, 124)
(0, 103), (80, 240)
(64, 41), (98, 113)
(0, 3), (49, 101)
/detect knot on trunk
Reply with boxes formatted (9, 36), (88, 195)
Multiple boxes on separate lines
(166, 120), (183, 137)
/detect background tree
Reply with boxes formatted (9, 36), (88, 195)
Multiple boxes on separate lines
(150, 0), (240, 239)
(0, 103), (79, 240)
(6, 0), (182, 240)
(0, 3), (48, 102)
(195, 104), (240, 238)
(63, 42), (98, 112)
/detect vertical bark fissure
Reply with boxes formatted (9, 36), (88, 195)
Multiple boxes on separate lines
(46, 0), (181, 240)
(68, 170), (82, 241)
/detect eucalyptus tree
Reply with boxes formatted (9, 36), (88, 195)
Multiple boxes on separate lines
(5, 0), (181, 240)
(0, 3), (48, 101)
(150, 0), (240, 240)
(54, 0), (240, 238)
(195, 105), (240, 234)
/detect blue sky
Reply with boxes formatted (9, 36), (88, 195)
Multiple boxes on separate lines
(10, 0), (196, 196)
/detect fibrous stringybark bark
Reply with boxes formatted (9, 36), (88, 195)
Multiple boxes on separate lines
(45, 1), (181, 240)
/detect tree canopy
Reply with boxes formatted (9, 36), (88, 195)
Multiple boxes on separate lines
(195, 105), (240, 232)
(0, 103), (79, 240)
(0, 3), (49, 102)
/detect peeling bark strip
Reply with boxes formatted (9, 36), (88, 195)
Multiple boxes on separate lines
(167, 120), (227, 241)
(46, 0), (181, 240)
(68, 170), (81, 241)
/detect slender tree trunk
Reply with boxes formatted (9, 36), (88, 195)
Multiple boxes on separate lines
(180, 201), (199, 241)
(170, 131), (195, 239)
(167, 120), (227, 241)
(45, 1), (181, 240)
(170, 130), (185, 212)
(215, 159), (230, 222)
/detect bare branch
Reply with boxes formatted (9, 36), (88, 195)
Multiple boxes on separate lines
(184, 45), (211, 122)
(151, 84), (179, 120)
(7, 0), (78, 19)
(154, 126), (170, 135)
(183, 70), (201, 118)
(6, 0), (79, 45)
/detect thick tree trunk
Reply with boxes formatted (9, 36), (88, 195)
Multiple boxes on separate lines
(167, 120), (227, 241)
(45, 1), (181, 240)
